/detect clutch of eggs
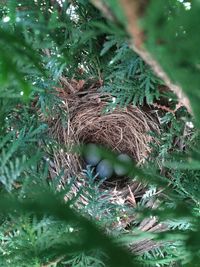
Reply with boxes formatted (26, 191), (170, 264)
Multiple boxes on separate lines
(83, 143), (132, 179)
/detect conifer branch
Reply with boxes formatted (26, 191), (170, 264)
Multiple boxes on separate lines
(119, 0), (192, 113)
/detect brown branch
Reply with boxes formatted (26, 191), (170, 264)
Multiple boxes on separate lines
(118, 0), (191, 113)
(132, 45), (192, 113)
(119, 0), (147, 48)
(90, 0), (117, 21)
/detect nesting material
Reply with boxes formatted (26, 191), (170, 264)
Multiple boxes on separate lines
(48, 88), (164, 253)
(49, 89), (159, 180)
(71, 96), (157, 165)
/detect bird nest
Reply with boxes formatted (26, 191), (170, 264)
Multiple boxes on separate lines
(47, 86), (167, 254)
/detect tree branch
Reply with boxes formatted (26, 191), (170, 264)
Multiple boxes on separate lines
(119, 0), (191, 113)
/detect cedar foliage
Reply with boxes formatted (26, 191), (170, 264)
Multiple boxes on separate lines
(0, 1), (200, 267)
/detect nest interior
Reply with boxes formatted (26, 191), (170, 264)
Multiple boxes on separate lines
(50, 89), (159, 184)
(48, 87), (166, 253)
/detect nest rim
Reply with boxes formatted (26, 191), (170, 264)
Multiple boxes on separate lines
(47, 88), (166, 254)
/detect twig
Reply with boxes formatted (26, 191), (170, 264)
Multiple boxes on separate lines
(90, 0), (116, 21)
(127, 185), (136, 207)
(59, 76), (76, 93)
(42, 256), (65, 267)
(152, 103), (175, 114)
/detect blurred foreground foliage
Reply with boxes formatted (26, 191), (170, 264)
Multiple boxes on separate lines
(0, 0), (200, 266)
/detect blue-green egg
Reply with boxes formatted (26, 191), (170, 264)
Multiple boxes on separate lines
(83, 143), (102, 166)
(96, 159), (113, 179)
(114, 153), (132, 176)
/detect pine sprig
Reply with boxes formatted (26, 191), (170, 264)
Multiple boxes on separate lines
(100, 37), (160, 108)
